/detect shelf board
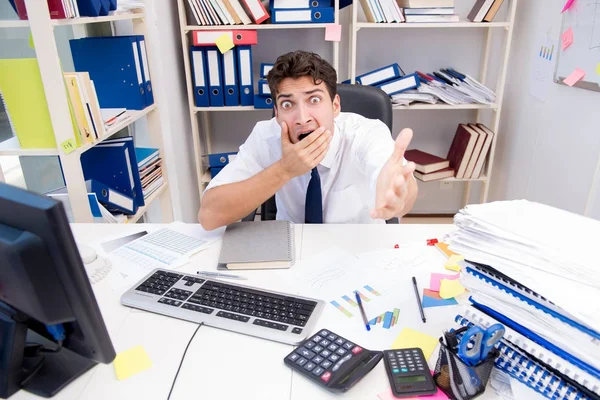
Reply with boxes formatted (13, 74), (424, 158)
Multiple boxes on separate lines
(184, 24), (330, 32)
(193, 106), (271, 112)
(392, 103), (497, 111)
(127, 182), (169, 223)
(356, 22), (510, 29)
(0, 137), (59, 156)
(418, 175), (488, 183)
(52, 12), (145, 26)
(0, 20), (29, 28)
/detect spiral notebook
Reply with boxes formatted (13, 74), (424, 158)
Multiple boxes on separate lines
(217, 221), (295, 270)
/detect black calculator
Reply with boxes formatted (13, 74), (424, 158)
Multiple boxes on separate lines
(283, 329), (383, 393)
(383, 348), (437, 398)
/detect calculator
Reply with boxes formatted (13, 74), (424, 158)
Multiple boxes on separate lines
(283, 329), (383, 393)
(383, 348), (437, 398)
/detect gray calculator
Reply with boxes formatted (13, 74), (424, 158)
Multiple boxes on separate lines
(383, 348), (437, 398)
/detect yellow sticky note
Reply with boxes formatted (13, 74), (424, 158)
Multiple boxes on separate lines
(392, 328), (438, 361)
(215, 33), (235, 54)
(28, 32), (35, 49)
(439, 278), (465, 299)
(113, 345), (152, 380)
(444, 254), (464, 272)
(596, 63), (600, 76)
(60, 139), (76, 154)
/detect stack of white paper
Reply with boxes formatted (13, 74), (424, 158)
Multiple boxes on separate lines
(446, 199), (600, 333)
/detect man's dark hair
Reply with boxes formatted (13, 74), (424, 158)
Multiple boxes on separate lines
(267, 50), (337, 102)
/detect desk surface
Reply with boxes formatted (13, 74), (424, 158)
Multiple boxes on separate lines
(12, 223), (502, 400)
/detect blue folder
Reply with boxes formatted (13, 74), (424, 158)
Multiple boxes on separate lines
(236, 46), (254, 106)
(70, 36), (147, 110)
(257, 79), (270, 96)
(77, 0), (102, 17)
(260, 63), (273, 78)
(86, 179), (135, 215)
(135, 36), (154, 107)
(222, 49), (239, 107)
(271, 7), (334, 23)
(108, 0), (117, 10)
(98, 0), (110, 15)
(253, 94), (273, 109)
(205, 47), (224, 107)
(190, 46), (209, 107)
(356, 63), (404, 86)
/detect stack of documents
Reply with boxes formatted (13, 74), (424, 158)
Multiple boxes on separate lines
(415, 69), (496, 106)
(445, 200), (600, 399)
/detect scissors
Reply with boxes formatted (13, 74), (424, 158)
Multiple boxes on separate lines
(457, 324), (505, 366)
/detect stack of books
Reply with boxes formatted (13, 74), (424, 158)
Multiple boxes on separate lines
(446, 200), (600, 399)
(404, 149), (453, 181)
(398, 0), (458, 23)
(467, 0), (505, 22)
(358, 0), (404, 23)
(446, 123), (494, 179)
(136, 147), (164, 200)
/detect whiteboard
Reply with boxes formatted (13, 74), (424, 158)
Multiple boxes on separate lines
(554, 0), (600, 92)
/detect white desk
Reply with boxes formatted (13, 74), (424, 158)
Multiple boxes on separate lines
(12, 223), (501, 400)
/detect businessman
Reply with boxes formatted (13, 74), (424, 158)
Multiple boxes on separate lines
(198, 50), (418, 230)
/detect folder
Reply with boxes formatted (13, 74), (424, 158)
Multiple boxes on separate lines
(98, 0), (110, 15)
(193, 30), (258, 46)
(270, 0), (331, 8)
(236, 45), (254, 106)
(222, 49), (239, 106)
(260, 63), (274, 78)
(257, 78), (270, 96)
(190, 46), (210, 107)
(240, 0), (269, 23)
(253, 94), (273, 109)
(70, 36), (147, 110)
(375, 72), (420, 96)
(271, 7), (334, 23)
(135, 36), (154, 107)
(108, 0), (117, 10)
(206, 47), (224, 107)
(356, 63), (404, 86)
(77, 0), (102, 17)
(86, 179), (136, 215)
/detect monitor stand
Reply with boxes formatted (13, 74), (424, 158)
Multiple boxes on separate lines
(0, 304), (97, 398)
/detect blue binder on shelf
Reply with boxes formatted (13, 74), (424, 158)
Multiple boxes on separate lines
(356, 63), (404, 86)
(70, 36), (147, 110)
(269, 0), (331, 9)
(108, 0), (117, 10)
(190, 46), (209, 107)
(260, 63), (273, 78)
(205, 47), (224, 107)
(236, 45), (254, 106)
(135, 35), (154, 107)
(98, 0), (110, 15)
(86, 179), (136, 215)
(253, 94), (273, 109)
(375, 73), (420, 96)
(77, 0), (102, 17)
(257, 79), (270, 96)
(221, 49), (239, 107)
(271, 7), (334, 23)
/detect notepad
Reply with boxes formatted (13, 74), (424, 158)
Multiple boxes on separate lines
(217, 221), (295, 270)
(392, 328), (438, 361)
(113, 345), (152, 380)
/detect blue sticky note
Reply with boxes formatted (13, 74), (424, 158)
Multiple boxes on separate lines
(422, 294), (458, 308)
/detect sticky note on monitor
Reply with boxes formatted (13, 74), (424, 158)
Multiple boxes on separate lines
(215, 33), (235, 54)
(563, 68), (586, 87)
(391, 328), (438, 361)
(561, 27), (573, 50)
(113, 345), (152, 380)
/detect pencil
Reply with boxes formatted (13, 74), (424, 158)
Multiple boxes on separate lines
(355, 291), (371, 331)
(412, 277), (426, 323)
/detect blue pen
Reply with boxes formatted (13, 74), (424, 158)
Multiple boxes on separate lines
(355, 291), (371, 331)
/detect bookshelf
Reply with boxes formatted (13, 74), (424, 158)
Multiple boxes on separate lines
(176, 0), (341, 201)
(347, 0), (518, 206)
(0, 1), (174, 223)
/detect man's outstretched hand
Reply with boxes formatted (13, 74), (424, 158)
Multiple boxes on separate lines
(371, 128), (417, 220)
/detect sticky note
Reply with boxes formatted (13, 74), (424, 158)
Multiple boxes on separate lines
(392, 328), (438, 361)
(325, 24), (342, 42)
(378, 375), (448, 400)
(444, 254), (464, 272)
(60, 139), (76, 154)
(113, 345), (152, 380)
(423, 289), (458, 308)
(215, 33), (234, 54)
(28, 32), (35, 49)
(434, 242), (458, 258)
(429, 272), (459, 292)
(561, 27), (573, 50)
(596, 63), (600, 76)
(439, 278), (465, 299)
(563, 68), (586, 86)
(561, 0), (575, 13)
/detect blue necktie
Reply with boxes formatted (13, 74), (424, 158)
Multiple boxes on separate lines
(305, 167), (323, 224)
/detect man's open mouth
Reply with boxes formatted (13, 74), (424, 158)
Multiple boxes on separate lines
(298, 131), (314, 141)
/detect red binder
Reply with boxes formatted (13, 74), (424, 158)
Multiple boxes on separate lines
(192, 30), (258, 46)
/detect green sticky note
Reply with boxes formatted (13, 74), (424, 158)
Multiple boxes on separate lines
(60, 139), (76, 154)
(215, 33), (234, 54)
(29, 32), (34, 49)
(113, 345), (152, 380)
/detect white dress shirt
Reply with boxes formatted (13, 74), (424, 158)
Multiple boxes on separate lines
(205, 112), (398, 224)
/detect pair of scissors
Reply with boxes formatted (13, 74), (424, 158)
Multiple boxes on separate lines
(457, 323), (505, 366)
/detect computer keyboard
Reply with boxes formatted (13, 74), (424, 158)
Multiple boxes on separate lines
(120, 269), (326, 345)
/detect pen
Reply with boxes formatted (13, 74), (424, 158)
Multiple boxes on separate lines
(412, 276), (426, 323)
(196, 271), (248, 280)
(355, 291), (371, 332)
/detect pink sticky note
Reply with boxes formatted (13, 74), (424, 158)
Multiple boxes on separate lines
(563, 68), (586, 86)
(561, 0), (575, 13)
(561, 27), (573, 50)
(377, 371), (448, 400)
(325, 24), (342, 42)
(429, 273), (459, 292)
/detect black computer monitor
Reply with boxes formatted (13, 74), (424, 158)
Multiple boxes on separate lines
(0, 182), (115, 398)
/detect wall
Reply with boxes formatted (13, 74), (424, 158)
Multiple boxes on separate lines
(489, 0), (600, 218)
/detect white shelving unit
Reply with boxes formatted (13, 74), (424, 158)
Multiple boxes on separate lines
(347, 0), (518, 206)
(176, 0), (341, 201)
(0, 1), (174, 223)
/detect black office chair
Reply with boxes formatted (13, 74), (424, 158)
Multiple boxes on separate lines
(246, 83), (398, 223)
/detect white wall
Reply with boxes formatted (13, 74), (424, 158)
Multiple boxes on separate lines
(489, 0), (600, 217)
